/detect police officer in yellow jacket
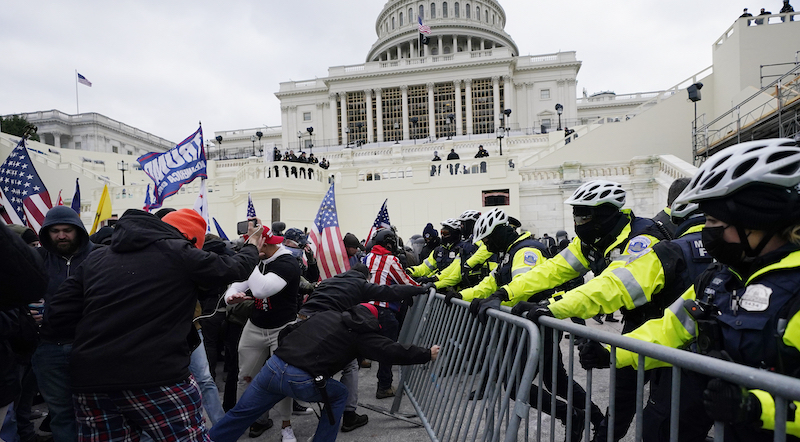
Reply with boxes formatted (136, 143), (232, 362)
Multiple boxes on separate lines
(434, 210), (496, 291)
(582, 139), (800, 441)
(409, 219), (465, 280)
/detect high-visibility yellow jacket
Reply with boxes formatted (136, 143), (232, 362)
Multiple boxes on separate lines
(546, 221), (708, 331)
(434, 242), (494, 289)
(616, 249), (800, 436)
(503, 210), (665, 305)
(460, 232), (548, 306)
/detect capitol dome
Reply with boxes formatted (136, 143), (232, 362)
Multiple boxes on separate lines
(367, 0), (519, 62)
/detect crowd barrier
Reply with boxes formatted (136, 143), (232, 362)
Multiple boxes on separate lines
(391, 290), (800, 442)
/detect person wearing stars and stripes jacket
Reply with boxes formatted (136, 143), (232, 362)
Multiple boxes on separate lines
(364, 228), (420, 399)
(585, 139), (800, 441)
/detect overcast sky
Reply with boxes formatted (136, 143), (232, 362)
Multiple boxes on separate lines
(1, 0), (763, 143)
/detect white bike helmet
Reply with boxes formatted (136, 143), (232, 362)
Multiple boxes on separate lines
(458, 210), (481, 222)
(669, 201), (701, 222)
(565, 180), (626, 208)
(674, 138), (800, 205)
(440, 218), (461, 231)
(473, 208), (509, 242)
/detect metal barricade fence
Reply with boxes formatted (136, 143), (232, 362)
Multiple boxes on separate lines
(391, 290), (542, 442)
(392, 291), (800, 442)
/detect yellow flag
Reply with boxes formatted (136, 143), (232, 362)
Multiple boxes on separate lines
(90, 185), (112, 234)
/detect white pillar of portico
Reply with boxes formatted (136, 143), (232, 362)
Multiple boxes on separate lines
(438, 36), (443, 56)
(401, 85), (410, 140)
(492, 76), (500, 131)
(365, 90), (374, 143)
(339, 93), (348, 145)
(375, 88), (384, 142)
(454, 80), (463, 135)
(464, 79), (473, 135)
(427, 82), (436, 139)
(329, 93), (338, 144)
(503, 75), (514, 127)
(467, 37), (472, 52)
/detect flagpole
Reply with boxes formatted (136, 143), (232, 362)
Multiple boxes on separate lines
(75, 69), (79, 114)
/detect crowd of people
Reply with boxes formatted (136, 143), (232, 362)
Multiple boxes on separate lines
(740, 1), (794, 23)
(272, 148), (329, 169)
(3, 138), (800, 442)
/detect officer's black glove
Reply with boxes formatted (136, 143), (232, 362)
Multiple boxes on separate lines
(444, 288), (462, 306)
(526, 305), (555, 325)
(578, 340), (611, 370)
(416, 276), (437, 285)
(703, 378), (761, 424)
(421, 282), (436, 293)
(510, 301), (539, 318)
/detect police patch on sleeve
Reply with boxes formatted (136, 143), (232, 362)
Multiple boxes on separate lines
(625, 236), (652, 254)
(523, 251), (538, 266)
(739, 284), (772, 312)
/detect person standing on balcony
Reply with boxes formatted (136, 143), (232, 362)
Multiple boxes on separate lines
(475, 145), (489, 158)
(781, 0), (794, 21)
(756, 7), (772, 24)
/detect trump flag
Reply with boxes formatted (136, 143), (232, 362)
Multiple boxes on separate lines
(137, 126), (206, 208)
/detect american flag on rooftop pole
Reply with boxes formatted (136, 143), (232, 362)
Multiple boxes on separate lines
(366, 199), (391, 244)
(418, 16), (431, 34)
(309, 183), (350, 280)
(0, 138), (53, 232)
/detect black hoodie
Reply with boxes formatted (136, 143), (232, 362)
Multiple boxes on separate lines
(275, 305), (431, 378)
(46, 209), (260, 392)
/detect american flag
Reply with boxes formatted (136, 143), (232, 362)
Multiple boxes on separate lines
(366, 199), (391, 244)
(418, 16), (431, 34)
(309, 183), (350, 279)
(77, 72), (92, 87)
(0, 139), (52, 232)
(247, 193), (256, 217)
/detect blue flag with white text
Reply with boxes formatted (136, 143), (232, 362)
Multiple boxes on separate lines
(70, 178), (81, 214)
(137, 126), (206, 207)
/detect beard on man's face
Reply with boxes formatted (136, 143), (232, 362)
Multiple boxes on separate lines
(54, 238), (79, 255)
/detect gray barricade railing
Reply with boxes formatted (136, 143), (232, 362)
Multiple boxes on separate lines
(391, 291), (542, 442)
(534, 315), (800, 442)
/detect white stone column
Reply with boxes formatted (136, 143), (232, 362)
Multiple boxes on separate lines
(503, 75), (514, 127)
(465, 79), (473, 135)
(401, 85), (410, 140)
(288, 105), (298, 151)
(467, 37), (472, 52)
(454, 80), (463, 135)
(339, 93), (348, 145)
(480, 39), (485, 50)
(438, 36), (443, 56)
(280, 106), (289, 148)
(329, 93), (338, 145)
(492, 76), (500, 131)
(427, 82), (436, 139)
(375, 88), (384, 142)
(365, 89), (374, 143)
(515, 83), (525, 130)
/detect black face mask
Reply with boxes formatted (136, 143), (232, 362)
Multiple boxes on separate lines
(702, 226), (748, 268)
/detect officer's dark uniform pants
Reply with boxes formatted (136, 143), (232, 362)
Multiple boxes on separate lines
(593, 366), (655, 442)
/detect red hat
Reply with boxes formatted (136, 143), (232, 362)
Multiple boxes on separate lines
(162, 209), (207, 249)
(359, 303), (379, 320)
(263, 225), (284, 245)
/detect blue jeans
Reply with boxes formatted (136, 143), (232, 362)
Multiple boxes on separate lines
(210, 355), (348, 442)
(189, 331), (225, 425)
(32, 342), (76, 442)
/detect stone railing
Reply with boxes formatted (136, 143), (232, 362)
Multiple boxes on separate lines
(234, 163), (327, 187)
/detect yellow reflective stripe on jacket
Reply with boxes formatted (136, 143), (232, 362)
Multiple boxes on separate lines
(750, 389), (800, 436)
(504, 237), (587, 304)
(547, 247), (665, 320)
(461, 238), (545, 303)
(409, 250), (437, 277)
(614, 286), (698, 370)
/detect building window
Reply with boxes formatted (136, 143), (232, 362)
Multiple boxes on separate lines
(540, 89), (550, 99)
(382, 87), (403, 142)
(409, 8), (413, 22)
(482, 189), (510, 207)
(112, 145), (118, 153)
(471, 78), (495, 134)
(303, 112), (311, 121)
(408, 85), (429, 141)
(346, 91), (367, 146)
(74, 141), (81, 150)
(493, 13), (496, 24)
(127, 150), (133, 156)
(466, 3), (470, 18)
(400, 12), (404, 26)
(485, 9), (488, 22)
(430, 3), (435, 18)
(443, 2), (448, 17)
(475, 6), (480, 20)
(392, 16), (395, 29)
(542, 118), (552, 129)
(419, 5), (424, 19)
(455, 2), (460, 17)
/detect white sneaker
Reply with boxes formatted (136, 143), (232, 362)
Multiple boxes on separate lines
(281, 426), (297, 442)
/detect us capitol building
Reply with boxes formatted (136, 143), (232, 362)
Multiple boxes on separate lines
(4, 1), (799, 240)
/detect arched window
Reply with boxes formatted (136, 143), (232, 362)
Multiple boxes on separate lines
(419, 5), (424, 19)
(430, 3), (436, 18)
(455, 2), (460, 17)
(409, 8), (413, 21)
(485, 9), (488, 22)
(392, 16), (395, 29)
(400, 12), (404, 26)
(493, 13), (496, 24)
(443, 2), (448, 17)
(466, 3), (470, 18)
(476, 6), (480, 20)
